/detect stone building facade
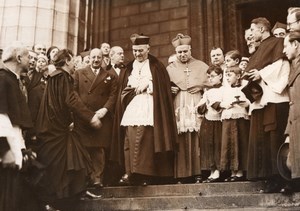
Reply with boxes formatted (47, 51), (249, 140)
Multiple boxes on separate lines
(0, 0), (84, 54)
(0, 0), (298, 65)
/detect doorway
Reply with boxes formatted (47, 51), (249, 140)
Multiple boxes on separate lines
(235, 0), (299, 56)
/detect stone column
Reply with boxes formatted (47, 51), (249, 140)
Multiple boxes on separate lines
(0, 0), (83, 54)
(189, 0), (225, 64)
(88, 0), (110, 48)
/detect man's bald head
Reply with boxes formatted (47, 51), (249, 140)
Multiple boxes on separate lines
(90, 48), (103, 69)
(2, 41), (30, 74)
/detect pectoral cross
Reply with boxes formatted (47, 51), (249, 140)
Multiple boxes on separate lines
(184, 67), (191, 76)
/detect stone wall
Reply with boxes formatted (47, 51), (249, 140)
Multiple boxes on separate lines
(109, 0), (189, 65)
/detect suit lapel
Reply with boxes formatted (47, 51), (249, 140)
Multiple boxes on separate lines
(289, 68), (300, 87)
(289, 58), (300, 87)
(89, 68), (108, 92)
(82, 67), (96, 84)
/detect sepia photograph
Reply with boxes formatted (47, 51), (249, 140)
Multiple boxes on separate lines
(0, 0), (300, 210)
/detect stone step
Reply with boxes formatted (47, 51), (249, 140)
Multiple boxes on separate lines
(143, 208), (300, 211)
(58, 182), (300, 211)
(96, 181), (265, 198)
(73, 192), (300, 211)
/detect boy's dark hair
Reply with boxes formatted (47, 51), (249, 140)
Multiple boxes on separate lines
(225, 50), (242, 62)
(207, 65), (223, 75)
(225, 66), (242, 75)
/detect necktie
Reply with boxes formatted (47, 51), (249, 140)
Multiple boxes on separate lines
(114, 63), (124, 69)
(94, 69), (98, 75)
(28, 70), (33, 80)
(19, 79), (28, 102)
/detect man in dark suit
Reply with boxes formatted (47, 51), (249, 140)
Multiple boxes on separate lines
(74, 48), (118, 188)
(107, 46), (125, 77)
(25, 52), (47, 147)
(36, 49), (102, 208)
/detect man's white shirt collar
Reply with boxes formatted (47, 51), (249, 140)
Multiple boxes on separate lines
(91, 67), (100, 75)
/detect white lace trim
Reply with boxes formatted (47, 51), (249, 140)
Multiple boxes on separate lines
(221, 113), (249, 120)
(174, 91), (202, 134)
(121, 93), (154, 126)
(205, 115), (221, 121)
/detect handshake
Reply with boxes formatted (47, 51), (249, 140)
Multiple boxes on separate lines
(90, 108), (108, 129)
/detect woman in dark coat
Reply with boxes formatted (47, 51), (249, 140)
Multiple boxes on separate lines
(36, 49), (100, 208)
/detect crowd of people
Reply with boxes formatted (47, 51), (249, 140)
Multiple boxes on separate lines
(1, 6), (300, 211)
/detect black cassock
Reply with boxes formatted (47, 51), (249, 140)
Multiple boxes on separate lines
(36, 68), (92, 200)
(0, 67), (32, 211)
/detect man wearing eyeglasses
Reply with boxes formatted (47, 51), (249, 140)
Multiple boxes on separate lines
(167, 33), (208, 184)
(287, 7), (300, 32)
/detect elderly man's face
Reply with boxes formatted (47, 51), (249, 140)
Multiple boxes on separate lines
(287, 13), (300, 32)
(273, 28), (286, 38)
(20, 50), (30, 71)
(210, 48), (224, 66)
(29, 51), (38, 70)
(111, 47), (124, 64)
(132, 45), (149, 62)
(245, 29), (260, 54)
(176, 45), (191, 63)
(283, 36), (298, 60)
(34, 44), (46, 55)
(90, 49), (103, 69)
